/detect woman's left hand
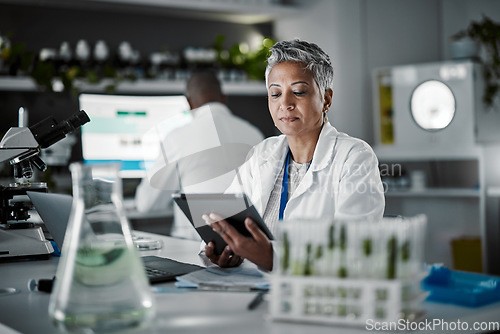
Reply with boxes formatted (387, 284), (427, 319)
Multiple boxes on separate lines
(203, 213), (273, 271)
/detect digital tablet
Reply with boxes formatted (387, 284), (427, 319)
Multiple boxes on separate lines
(172, 193), (273, 255)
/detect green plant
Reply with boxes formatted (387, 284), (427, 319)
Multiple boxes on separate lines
(452, 15), (500, 108)
(30, 59), (56, 90)
(213, 34), (275, 80)
(0, 38), (35, 76)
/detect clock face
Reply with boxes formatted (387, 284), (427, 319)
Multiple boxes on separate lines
(410, 80), (456, 131)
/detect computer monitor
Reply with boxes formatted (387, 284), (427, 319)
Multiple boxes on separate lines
(79, 93), (191, 178)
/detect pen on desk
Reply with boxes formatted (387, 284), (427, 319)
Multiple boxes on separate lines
(27, 277), (55, 293)
(247, 291), (266, 310)
(198, 283), (253, 292)
(151, 287), (190, 294)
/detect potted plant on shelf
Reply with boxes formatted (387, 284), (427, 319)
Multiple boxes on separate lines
(451, 15), (500, 109)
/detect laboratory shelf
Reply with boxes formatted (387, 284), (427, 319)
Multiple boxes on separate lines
(487, 187), (500, 198)
(374, 146), (482, 161)
(0, 76), (38, 91)
(385, 188), (481, 198)
(0, 76), (267, 95)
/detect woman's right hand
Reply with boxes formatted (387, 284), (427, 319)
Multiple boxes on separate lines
(204, 242), (244, 268)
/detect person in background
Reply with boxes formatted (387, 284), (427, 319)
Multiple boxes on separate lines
(135, 69), (264, 240)
(203, 39), (385, 270)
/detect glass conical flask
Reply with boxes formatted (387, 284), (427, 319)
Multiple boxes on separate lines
(49, 163), (155, 333)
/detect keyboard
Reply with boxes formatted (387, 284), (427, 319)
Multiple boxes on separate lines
(141, 256), (204, 284)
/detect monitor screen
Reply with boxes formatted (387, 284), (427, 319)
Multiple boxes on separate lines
(79, 93), (191, 178)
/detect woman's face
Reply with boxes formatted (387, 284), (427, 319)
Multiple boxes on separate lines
(267, 61), (331, 139)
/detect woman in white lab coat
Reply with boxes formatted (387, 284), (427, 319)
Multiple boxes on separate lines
(204, 39), (385, 271)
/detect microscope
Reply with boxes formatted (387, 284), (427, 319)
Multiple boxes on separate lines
(0, 110), (90, 260)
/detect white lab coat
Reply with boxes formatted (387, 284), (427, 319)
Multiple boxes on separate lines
(228, 122), (385, 228)
(135, 102), (264, 240)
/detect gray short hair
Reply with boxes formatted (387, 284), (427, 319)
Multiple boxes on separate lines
(265, 39), (334, 94)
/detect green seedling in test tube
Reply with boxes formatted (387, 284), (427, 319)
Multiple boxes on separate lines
(399, 239), (412, 278)
(338, 225), (347, 278)
(362, 237), (373, 278)
(338, 267), (348, 278)
(328, 224), (335, 250)
(292, 242), (304, 276)
(313, 244), (324, 276)
(282, 232), (289, 273)
(325, 224), (336, 277)
(401, 240), (410, 262)
(387, 236), (397, 279)
(292, 261), (303, 275)
(339, 225), (346, 251)
(315, 245), (323, 260)
(304, 243), (313, 276)
(363, 238), (372, 256)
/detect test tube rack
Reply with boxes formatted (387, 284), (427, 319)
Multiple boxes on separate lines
(270, 274), (426, 326)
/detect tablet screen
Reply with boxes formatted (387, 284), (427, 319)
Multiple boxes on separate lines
(173, 193), (273, 255)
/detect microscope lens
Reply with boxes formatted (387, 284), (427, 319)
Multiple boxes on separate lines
(13, 164), (22, 179)
(31, 156), (47, 172)
(20, 160), (33, 179)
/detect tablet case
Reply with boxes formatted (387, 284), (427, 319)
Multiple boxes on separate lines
(172, 193), (273, 255)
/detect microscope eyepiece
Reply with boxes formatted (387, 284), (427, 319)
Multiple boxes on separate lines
(60, 110), (91, 135)
(30, 110), (91, 148)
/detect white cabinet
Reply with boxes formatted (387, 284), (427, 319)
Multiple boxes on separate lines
(376, 152), (487, 272)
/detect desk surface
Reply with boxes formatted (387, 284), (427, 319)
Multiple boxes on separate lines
(1, 232), (499, 334)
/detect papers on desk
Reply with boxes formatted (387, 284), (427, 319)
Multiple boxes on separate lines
(175, 266), (269, 291)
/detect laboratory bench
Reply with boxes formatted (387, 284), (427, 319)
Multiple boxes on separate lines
(1, 232), (499, 334)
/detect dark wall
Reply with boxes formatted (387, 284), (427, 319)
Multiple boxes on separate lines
(226, 95), (276, 138)
(0, 3), (272, 54)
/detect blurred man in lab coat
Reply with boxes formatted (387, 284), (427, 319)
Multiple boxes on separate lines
(135, 70), (264, 240)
